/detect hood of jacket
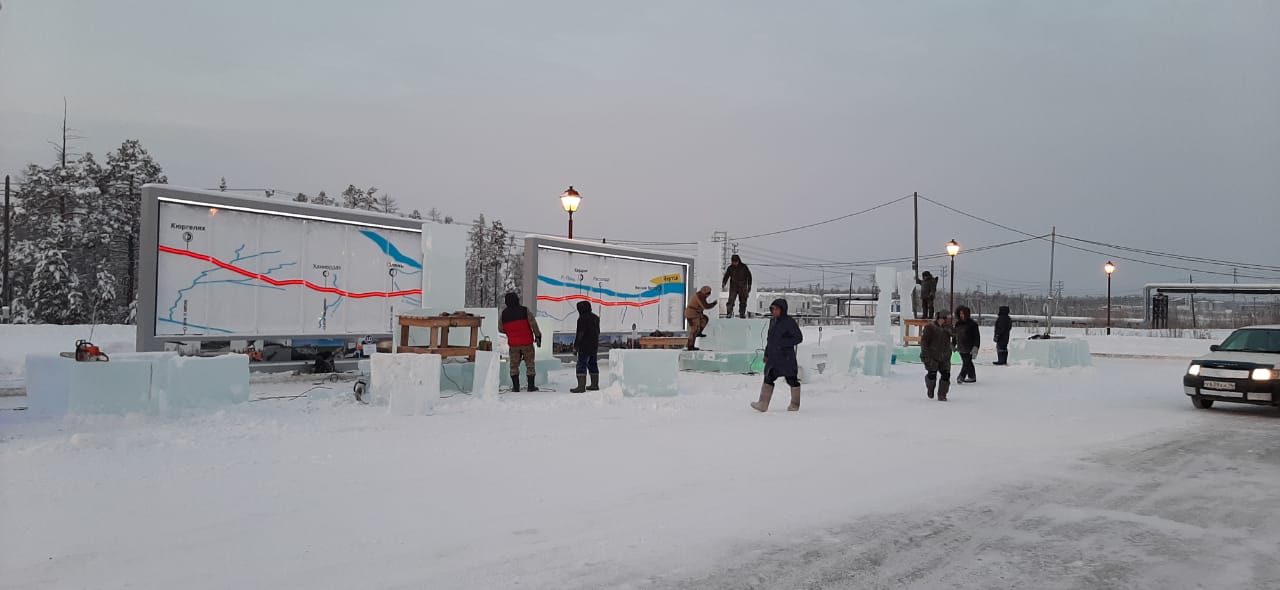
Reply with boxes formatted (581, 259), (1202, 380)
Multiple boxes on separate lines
(998, 306), (1010, 316)
(770, 298), (789, 315)
(576, 300), (593, 315)
(504, 293), (520, 308)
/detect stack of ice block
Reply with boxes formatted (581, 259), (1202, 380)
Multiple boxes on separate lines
(679, 318), (768, 373)
(608, 349), (681, 397)
(24, 352), (249, 416)
(1008, 337), (1092, 368)
(471, 350), (501, 399)
(825, 333), (894, 377)
(373, 353), (441, 415)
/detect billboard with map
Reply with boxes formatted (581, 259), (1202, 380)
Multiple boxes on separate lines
(524, 237), (694, 334)
(138, 187), (425, 345)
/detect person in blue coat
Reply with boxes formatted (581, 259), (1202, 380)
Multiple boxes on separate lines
(751, 298), (805, 412)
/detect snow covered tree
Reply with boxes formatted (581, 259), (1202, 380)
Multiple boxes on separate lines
(503, 236), (524, 298)
(311, 190), (335, 206)
(408, 209), (423, 220)
(101, 139), (166, 320)
(465, 215), (488, 306)
(263, 189), (275, 199)
(341, 185), (367, 210)
(443, 215), (454, 224)
(293, 192), (309, 203)
(17, 238), (84, 324)
(426, 207), (443, 223)
(374, 191), (399, 215)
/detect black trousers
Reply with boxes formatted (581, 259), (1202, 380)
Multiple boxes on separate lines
(958, 353), (976, 381)
(764, 368), (800, 388)
(920, 298), (935, 320)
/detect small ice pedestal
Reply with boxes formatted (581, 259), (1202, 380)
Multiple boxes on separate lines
(608, 349), (681, 397)
(155, 354), (250, 415)
(825, 333), (893, 377)
(373, 353), (441, 416)
(472, 350), (501, 399)
(1009, 337), (1092, 368)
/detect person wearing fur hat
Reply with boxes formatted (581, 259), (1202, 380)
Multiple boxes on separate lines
(570, 300), (601, 393)
(684, 286), (718, 351)
(751, 298), (805, 412)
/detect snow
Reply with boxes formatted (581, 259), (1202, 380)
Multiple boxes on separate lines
(1, 325), (1277, 588)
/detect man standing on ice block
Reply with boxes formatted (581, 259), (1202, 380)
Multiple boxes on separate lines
(920, 311), (954, 401)
(684, 286), (718, 351)
(752, 298), (804, 412)
(721, 254), (753, 319)
(916, 271), (938, 320)
(499, 292), (542, 392)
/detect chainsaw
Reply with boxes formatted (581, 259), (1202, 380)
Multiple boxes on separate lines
(60, 340), (110, 362)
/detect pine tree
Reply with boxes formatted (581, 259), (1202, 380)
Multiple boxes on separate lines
(341, 184), (365, 209)
(465, 215), (488, 306)
(311, 190), (335, 206)
(293, 192), (309, 203)
(18, 238), (84, 324)
(409, 209), (423, 220)
(504, 236), (524, 298)
(101, 140), (166, 321)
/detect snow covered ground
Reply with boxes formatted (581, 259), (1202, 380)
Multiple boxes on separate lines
(3, 323), (1278, 589)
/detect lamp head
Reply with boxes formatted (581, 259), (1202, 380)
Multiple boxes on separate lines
(945, 239), (960, 257)
(559, 186), (582, 213)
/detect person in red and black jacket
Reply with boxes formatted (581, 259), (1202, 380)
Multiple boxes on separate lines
(499, 292), (543, 392)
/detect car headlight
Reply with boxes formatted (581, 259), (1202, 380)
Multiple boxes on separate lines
(1252, 368), (1274, 381)
(1187, 364), (1201, 376)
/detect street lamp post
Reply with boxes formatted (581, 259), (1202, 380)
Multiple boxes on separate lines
(946, 239), (960, 313)
(559, 186), (581, 239)
(1104, 261), (1116, 335)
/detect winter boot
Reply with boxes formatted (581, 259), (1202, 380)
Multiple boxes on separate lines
(525, 375), (539, 392)
(925, 374), (936, 399)
(587, 373), (600, 391)
(996, 351), (1008, 365)
(938, 379), (950, 401)
(787, 387), (801, 411)
(509, 375), (520, 393)
(751, 383), (775, 412)
(570, 375), (587, 393)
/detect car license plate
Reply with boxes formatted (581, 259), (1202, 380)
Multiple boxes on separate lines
(1202, 380), (1236, 391)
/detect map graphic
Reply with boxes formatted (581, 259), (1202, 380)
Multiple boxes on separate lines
(155, 201), (423, 337)
(534, 247), (687, 333)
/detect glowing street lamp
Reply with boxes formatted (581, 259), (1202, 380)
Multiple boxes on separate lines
(559, 186), (581, 239)
(946, 239), (960, 313)
(1104, 261), (1116, 335)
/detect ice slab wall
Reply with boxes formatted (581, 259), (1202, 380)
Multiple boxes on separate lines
(25, 352), (249, 416)
(701, 318), (769, 352)
(874, 266), (895, 337)
(679, 350), (760, 374)
(796, 342), (828, 382)
(897, 271), (917, 341)
(422, 222), (467, 311)
(1008, 338), (1092, 368)
(154, 354), (250, 415)
(374, 353), (441, 415)
(825, 333), (893, 377)
(608, 349), (681, 397)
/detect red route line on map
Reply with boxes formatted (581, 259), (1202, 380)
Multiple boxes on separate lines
(537, 294), (660, 308)
(159, 245), (422, 299)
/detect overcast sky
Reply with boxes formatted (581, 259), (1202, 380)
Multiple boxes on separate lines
(2, 0), (1277, 296)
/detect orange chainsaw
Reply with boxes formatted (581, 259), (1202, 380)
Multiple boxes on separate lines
(60, 340), (110, 362)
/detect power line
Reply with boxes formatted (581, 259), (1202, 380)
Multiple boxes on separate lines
(731, 194), (912, 241)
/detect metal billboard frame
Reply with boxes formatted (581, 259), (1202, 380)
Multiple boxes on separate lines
(137, 184), (425, 352)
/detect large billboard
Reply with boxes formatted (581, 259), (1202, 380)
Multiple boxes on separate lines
(524, 237), (694, 334)
(138, 186), (425, 349)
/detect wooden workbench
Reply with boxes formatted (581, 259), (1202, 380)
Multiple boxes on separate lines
(396, 314), (485, 361)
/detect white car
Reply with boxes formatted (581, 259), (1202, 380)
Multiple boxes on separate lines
(1183, 325), (1280, 409)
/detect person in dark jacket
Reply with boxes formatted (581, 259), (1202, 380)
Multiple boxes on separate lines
(916, 271), (938, 320)
(499, 292), (543, 392)
(751, 299), (805, 412)
(954, 305), (981, 383)
(919, 310), (954, 401)
(721, 254), (753, 319)
(993, 306), (1013, 365)
(570, 300), (601, 393)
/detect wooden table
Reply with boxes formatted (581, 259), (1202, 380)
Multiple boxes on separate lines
(639, 336), (688, 350)
(396, 314), (485, 361)
(903, 319), (930, 346)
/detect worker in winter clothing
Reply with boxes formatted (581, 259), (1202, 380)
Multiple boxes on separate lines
(684, 286), (718, 351)
(499, 292), (543, 392)
(752, 299), (805, 412)
(916, 271), (938, 320)
(721, 254), (753, 319)
(920, 311), (954, 401)
(954, 306), (981, 383)
(570, 300), (601, 393)
(993, 306), (1013, 365)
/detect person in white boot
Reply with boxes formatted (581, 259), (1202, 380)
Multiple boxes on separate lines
(751, 299), (804, 412)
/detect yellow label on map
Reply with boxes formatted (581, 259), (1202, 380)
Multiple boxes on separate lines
(651, 273), (682, 285)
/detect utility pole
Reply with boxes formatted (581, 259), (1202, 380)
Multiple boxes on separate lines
(1045, 226), (1057, 337)
(1189, 274), (1197, 330)
(3, 174), (10, 319)
(912, 191), (919, 278)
